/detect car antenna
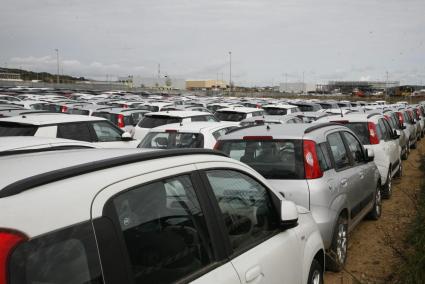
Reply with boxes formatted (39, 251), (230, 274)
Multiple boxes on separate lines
(266, 124), (270, 130)
(340, 107), (343, 117)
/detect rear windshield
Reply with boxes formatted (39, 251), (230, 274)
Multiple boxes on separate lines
(139, 132), (204, 149)
(41, 104), (62, 112)
(214, 111), (247, 121)
(295, 104), (315, 112)
(92, 112), (117, 124)
(138, 115), (182, 128)
(217, 139), (304, 179)
(264, 107), (287, 115)
(68, 109), (90, 115)
(0, 122), (38, 136)
(344, 122), (370, 145)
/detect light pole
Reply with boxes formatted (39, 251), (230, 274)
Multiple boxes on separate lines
(54, 49), (60, 84)
(229, 51), (232, 95)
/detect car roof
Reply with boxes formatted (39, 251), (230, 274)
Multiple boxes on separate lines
(149, 121), (237, 132)
(0, 136), (98, 152)
(317, 112), (384, 123)
(145, 110), (212, 117)
(262, 104), (298, 109)
(240, 115), (297, 122)
(216, 107), (262, 113)
(0, 113), (106, 125)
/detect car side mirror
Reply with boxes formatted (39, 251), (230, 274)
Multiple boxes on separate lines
(401, 124), (406, 130)
(122, 132), (133, 141)
(365, 148), (375, 162)
(280, 200), (298, 229)
(393, 129), (401, 140)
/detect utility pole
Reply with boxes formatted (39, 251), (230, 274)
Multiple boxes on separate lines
(385, 71), (389, 100)
(157, 63), (161, 88)
(229, 51), (232, 95)
(55, 49), (60, 84)
(302, 71), (305, 94)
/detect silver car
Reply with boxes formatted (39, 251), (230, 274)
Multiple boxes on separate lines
(216, 123), (382, 271)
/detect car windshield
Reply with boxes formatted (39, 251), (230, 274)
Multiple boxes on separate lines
(214, 111), (247, 121)
(139, 132), (204, 149)
(0, 122), (38, 136)
(138, 115), (182, 128)
(217, 139), (304, 179)
(264, 107), (287, 115)
(296, 105), (315, 112)
(344, 122), (370, 145)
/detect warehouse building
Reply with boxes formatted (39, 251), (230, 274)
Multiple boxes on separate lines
(186, 80), (228, 90)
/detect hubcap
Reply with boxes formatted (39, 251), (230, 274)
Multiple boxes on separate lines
(376, 189), (382, 216)
(336, 223), (347, 264)
(387, 172), (392, 193)
(311, 270), (321, 284)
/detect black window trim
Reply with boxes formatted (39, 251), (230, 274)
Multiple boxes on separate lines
(197, 167), (283, 260)
(100, 170), (229, 284)
(340, 130), (366, 166)
(326, 131), (353, 172)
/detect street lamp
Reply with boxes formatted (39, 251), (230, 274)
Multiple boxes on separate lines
(54, 49), (60, 84)
(229, 51), (232, 95)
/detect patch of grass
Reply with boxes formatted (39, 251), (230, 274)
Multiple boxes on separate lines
(396, 159), (425, 283)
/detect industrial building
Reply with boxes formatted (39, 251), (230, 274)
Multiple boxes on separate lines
(319, 81), (400, 94)
(0, 72), (22, 81)
(117, 76), (186, 89)
(185, 80), (228, 90)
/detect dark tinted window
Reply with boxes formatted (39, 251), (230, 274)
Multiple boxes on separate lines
(0, 123), (38, 136)
(378, 119), (390, 140)
(316, 142), (332, 171)
(138, 116), (181, 128)
(218, 139), (305, 179)
(214, 111), (247, 122)
(91, 121), (123, 142)
(57, 123), (92, 142)
(327, 132), (350, 170)
(139, 132), (204, 149)
(344, 122), (370, 145)
(191, 115), (218, 122)
(111, 175), (213, 284)
(264, 108), (287, 115)
(205, 170), (279, 252)
(295, 104), (314, 112)
(68, 109), (90, 115)
(92, 112), (117, 124)
(341, 131), (364, 164)
(9, 222), (103, 284)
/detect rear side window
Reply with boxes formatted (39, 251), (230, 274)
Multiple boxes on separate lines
(316, 142), (332, 171)
(344, 122), (369, 145)
(341, 131), (364, 164)
(9, 222), (103, 284)
(214, 111), (247, 122)
(92, 112), (118, 125)
(138, 116), (181, 128)
(218, 139), (304, 179)
(139, 132), (204, 149)
(327, 132), (350, 170)
(0, 123), (38, 136)
(57, 122), (92, 142)
(91, 121), (123, 142)
(191, 115), (218, 122)
(68, 109), (90, 115)
(264, 108), (287, 115)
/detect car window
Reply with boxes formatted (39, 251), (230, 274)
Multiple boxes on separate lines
(139, 132), (204, 149)
(327, 132), (350, 170)
(264, 107), (287, 115)
(341, 131), (364, 164)
(131, 112), (146, 124)
(316, 142), (332, 171)
(340, 122), (370, 145)
(111, 175), (213, 284)
(91, 121), (122, 142)
(218, 139), (305, 179)
(212, 127), (230, 140)
(205, 170), (279, 252)
(383, 119), (394, 139)
(138, 115), (181, 128)
(9, 222), (103, 284)
(378, 119), (389, 141)
(0, 122), (38, 136)
(57, 122), (92, 142)
(214, 111), (247, 122)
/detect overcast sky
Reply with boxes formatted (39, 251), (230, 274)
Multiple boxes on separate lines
(1, 0), (424, 85)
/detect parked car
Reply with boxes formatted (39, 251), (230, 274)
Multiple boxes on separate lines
(215, 123), (381, 271)
(0, 149), (325, 284)
(240, 115), (303, 127)
(397, 108), (418, 149)
(0, 113), (139, 148)
(317, 113), (402, 199)
(383, 109), (410, 160)
(92, 108), (150, 135)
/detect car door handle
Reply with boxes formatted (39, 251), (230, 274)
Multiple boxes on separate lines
(245, 266), (264, 283)
(340, 179), (348, 187)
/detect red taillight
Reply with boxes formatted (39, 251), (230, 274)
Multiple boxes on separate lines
(243, 136), (273, 140)
(60, 106), (68, 113)
(122, 104), (128, 108)
(368, 122), (380, 144)
(213, 141), (222, 150)
(117, 114), (125, 128)
(165, 129), (177, 133)
(303, 140), (323, 179)
(0, 230), (27, 284)
(397, 112), (404, 125)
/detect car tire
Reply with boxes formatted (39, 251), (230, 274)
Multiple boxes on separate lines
(395, 160), (403, 179)
(367, 184), (382, 220)
(326, 215), (348, 272)
(307, 259), (323, 284)
(382, 169), (392, 199)
(411, 140), (417, 149)
(402, 146), (408, 160)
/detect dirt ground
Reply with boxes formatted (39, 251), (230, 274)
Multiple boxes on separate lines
(324, 140), (425, 284)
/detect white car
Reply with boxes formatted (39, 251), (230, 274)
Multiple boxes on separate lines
(0, 149), (325, 284)
(214, 107), (264, 122)
(0, 113), (140, 148)
(139, 121), (239, 149)
(239, 115), (303, 127)
(318, 113), (402, 198)
(133, 111), (218, 140)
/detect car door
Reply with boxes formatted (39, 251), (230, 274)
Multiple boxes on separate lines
(326, 132), (360, 221)
(199, 168), (302, 284)
(91, 165), (241, 284)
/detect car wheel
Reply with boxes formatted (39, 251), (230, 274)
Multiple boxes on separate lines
(367, 184), (382, 220)
(307, 259), (323, 284)
(402, 146), (408, 160)
(327, 215), (348, 272)
(382, 169), (392, 199)
(411, 140), (417, 149)
(395, 160), (402, 178)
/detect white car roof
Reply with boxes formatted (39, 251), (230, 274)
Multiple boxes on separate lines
(149, 121), (238, 133)
(216, 107), (263, 113)
(145, 110), (212, 118)
(0, 113), (106, 125)
(0, 136), (99, 152)
(316, 112), (384, 123)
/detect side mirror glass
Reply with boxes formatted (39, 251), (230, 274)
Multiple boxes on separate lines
(280, 200), (298, 228)
(122, 132), (133, 141)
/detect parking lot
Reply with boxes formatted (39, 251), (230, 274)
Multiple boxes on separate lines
(1, 87), (425, 284)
